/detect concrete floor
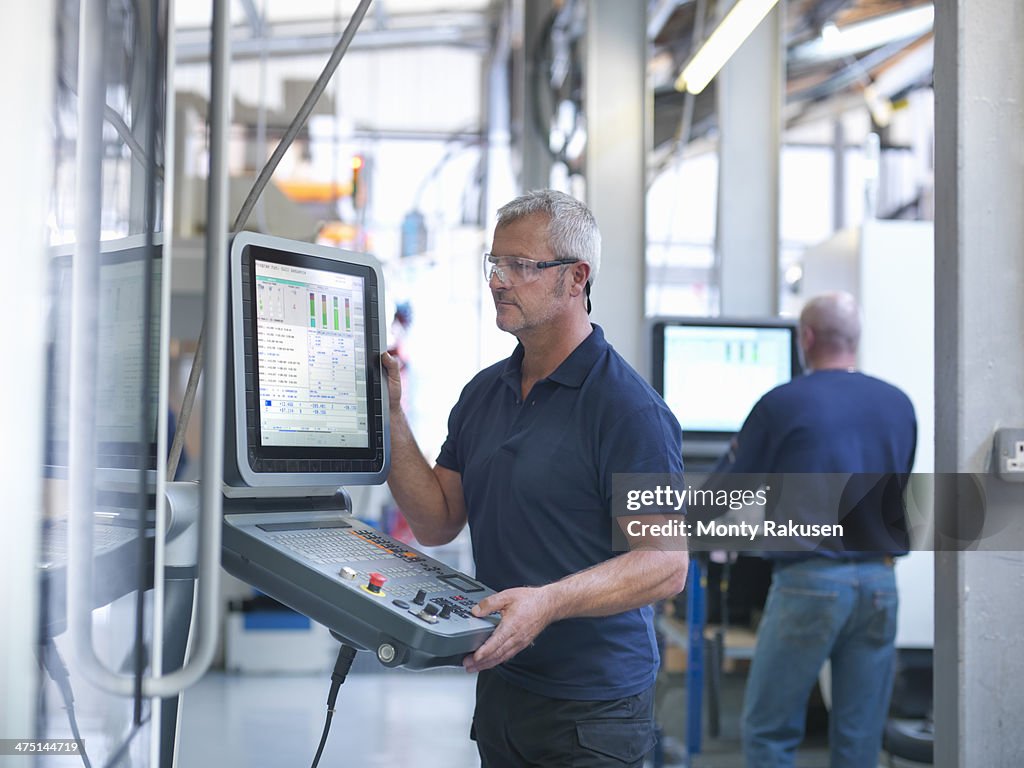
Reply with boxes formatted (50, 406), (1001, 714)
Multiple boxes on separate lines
(35, 659), (909, 767)
(177, 668), (480, 768)
(176, 666), (858, 768)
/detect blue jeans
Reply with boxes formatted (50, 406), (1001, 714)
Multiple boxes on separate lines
(742, 558), (898, 768)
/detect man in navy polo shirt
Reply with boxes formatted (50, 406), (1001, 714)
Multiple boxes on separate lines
(382, 189), (688, 767)
(708, 292), (916, 768)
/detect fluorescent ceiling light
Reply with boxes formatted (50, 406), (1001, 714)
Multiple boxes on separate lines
(791, 5), (935, 64)
(674, 0), (780, 95)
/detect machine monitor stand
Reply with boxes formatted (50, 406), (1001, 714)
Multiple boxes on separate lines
(221, 232), (497, 670)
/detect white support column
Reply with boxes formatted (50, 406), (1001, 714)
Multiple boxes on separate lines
(584, 0), (647, 371)
(482, 1), (517, 225)
(0, 0), (54, 738)
(519, 0), (556, 192)
(715, 0), (783, 317)
(934, 1), (1024, 765)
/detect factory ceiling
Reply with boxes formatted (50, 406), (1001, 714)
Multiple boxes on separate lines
(650, 0), (934, 153)
(172, 0), (935, 155)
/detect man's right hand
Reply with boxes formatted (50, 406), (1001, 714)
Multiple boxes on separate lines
(381, 351), (403, 409)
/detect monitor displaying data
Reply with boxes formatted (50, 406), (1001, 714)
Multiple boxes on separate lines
(226, 233), (388, 490)
(45, 235), (162, 475)
(253, 258), (368, 449)
(652, 319), (800, 437)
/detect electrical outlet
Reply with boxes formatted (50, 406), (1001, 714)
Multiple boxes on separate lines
(994, 428), (1024, 482)
(1010, 443), (1024, 472)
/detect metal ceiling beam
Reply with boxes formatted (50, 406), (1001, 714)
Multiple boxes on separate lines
(175, 16), (493, 63)
(238, 0), (266, 38)
(647, 0), (693, 41)
(787, 0), (854, 44)
(788, 34), (926, 102)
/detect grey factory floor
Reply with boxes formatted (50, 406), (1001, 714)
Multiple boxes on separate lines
(176, 666), (913, 768)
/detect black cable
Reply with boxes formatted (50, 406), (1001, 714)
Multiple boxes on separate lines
(39, 638), (94, 768)
(232, 0), (373, 234)
(100, 717), (150, 768)
(167, 0), (373, 480)
(132, 0), (164, 725)
(310, 644), (358, 768)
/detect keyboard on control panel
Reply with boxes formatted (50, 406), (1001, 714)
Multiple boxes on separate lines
(270, 528), (458, 602)
(272, 528), (387, 564)
(40, 521), (141, 567)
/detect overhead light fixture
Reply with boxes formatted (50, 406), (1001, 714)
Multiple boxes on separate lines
(674, 0), (780, 95)
(791, 5), (935, 64)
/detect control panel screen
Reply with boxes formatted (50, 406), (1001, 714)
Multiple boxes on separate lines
(439, 574), (485, 593)
(226, 233), (387, 488)
(253, 259), (369, 449)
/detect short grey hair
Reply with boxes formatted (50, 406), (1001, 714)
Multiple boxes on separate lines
(495, 189), (602, 284)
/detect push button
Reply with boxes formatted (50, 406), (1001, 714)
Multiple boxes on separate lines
(361, 572), (387, 597)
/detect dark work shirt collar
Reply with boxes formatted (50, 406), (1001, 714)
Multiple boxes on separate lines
(499, 324), (608, 394)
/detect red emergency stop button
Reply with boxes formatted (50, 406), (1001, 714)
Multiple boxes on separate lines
(367, 572), (387, 593)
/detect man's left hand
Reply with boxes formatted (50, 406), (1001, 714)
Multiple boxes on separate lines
(463, 587), (559, 673)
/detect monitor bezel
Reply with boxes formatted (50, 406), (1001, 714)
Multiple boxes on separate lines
(227, 232), (389, 490)
(651, 316), (802, 444)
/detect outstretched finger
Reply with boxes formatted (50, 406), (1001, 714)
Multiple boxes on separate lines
(472, 592), (508, 617)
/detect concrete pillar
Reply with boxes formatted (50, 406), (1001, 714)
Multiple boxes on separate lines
(832, 118), (846, 232)
(584, 0), (647, 371)
(715, 0), (784, 317)
(482, 1), (517, 224)
(933, 1), (1024, 765)
(518, 0), (556, 192)
(0, 0), (53, 738)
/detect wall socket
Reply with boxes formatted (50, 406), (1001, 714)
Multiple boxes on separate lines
(994, 428), (1024, 482)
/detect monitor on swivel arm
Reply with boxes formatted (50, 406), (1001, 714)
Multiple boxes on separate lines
(220, 233), (497, 671)
(223, 232), (388, 492)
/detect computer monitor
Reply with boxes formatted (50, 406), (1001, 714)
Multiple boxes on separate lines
(224, 232), (389, 492)
(652, 317), (801, 454)
(45, 235), (162, 479)
(40, 236), (163, 617)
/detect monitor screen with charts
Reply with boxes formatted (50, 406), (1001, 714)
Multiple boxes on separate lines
(45, 235), (162, 478)
(652, 318), (801, 447)
(225, 232), (389, 490)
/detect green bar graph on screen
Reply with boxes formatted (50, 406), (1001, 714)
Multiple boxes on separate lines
(333, 296), (339, 330)
(309, 292), (315, 327)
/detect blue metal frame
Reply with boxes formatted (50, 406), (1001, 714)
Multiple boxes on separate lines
(686, 558), (705, 759)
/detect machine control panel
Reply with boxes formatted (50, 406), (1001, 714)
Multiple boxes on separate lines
(222, 509), (499, 670)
